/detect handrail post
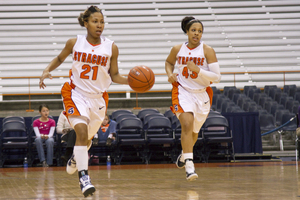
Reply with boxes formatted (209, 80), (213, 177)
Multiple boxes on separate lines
(133, 92), (141, 110)
(26, 77), (34, 112)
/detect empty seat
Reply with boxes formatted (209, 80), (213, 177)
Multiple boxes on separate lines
(201, 115), (235, 162)
(232, 93), (246, 104)
(259, 114), (276, 133)
(270, 104), (285, 116)
(2, 116), (25, 124)
(248, 88), (261, 100)
(243, 101), (257, 112)
(143, 113), (165, 128)
(279, 96), (293, 107)
(211, 86), (221, 94)
(280, 113), (297, 132)
(0, 120), (29, 167)
(145, 117), (175, 163)
(237, 97), (251, 109)
(137, 108), (160, 122)
(268, 87), (282, 100)
(274, 92), (288, 104)
(115, 113), (137, 123)
(264, 101), (278, 114)
(294, 92), (300, 103)
(221, 101), (235, 113)
(248, 104), (263, 113)
(227, 88), (241, 100)
(243, 85), (257, 96)
(264, 85), (277, 95)
(111, 110), (133, 121)
(253, 93), (267, 104)
(258, 97), (273, 108)
(283, 84), (296, 94)
(115, 118), (147, 164)
(216, 97), (230, 112)
(285, 100), (299, 113)
(275, 109), (290, 126)
(223, 86), (237, 97)
(226, 105), (244, 113)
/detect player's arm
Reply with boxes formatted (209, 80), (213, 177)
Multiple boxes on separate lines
(198, 44), (221, 83)
(165, 45), (181, 84)
(39, 38), (76, 89)
(110, 43), (128, 85)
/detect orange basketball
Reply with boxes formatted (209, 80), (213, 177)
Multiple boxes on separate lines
(128, 65), (155, 93)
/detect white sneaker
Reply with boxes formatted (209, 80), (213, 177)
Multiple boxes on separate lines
(79, 173), (95, 197)
(66, 154), (77, 175)
(185, 159), (198, 181)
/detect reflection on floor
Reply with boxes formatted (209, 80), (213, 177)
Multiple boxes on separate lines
(0, 161), (299, 200)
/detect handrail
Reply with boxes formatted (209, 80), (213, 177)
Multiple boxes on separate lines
(1, 70), (300, 79)
(1, 70), (300, 112)
(261, 115), (297, 136)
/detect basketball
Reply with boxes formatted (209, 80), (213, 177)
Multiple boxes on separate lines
(128, 65), (155, 93)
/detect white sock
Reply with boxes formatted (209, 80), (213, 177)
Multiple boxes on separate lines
(74, 146), (88, 172)
(183, 153), (193, 161)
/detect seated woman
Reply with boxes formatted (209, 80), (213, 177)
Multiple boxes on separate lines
(33, 104), (56, 167)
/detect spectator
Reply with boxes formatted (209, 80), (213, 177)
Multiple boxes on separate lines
(33, 104), (56, 167)
(94, 114), (117, 146)
(56, 111), (76, 165)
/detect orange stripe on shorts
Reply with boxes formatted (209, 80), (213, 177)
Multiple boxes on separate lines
(170, 82), (184, 114)
(61, 82), (81, 117)
(206, 86), (213, 107)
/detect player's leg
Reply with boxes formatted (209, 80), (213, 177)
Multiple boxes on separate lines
(179, 112), (198, 181)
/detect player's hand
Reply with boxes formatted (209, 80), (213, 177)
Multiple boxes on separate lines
(186, 61), (200, 73)
(39, 71), (52, 89)
(167, 73), (178, 84)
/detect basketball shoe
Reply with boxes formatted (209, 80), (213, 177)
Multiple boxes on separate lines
(175, 153), (185, 169)
(66, 154), (77, 175)
(185, 159), (198, 181)
(79, 170), (95, 197)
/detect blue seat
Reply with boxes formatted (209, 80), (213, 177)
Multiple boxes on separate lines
(111, 109), (133, 121)
(244, 85), (257, 97)
(115, 118), (147, 164)
(259, 114), (276, 133)
(137, 108), (160, 123)
(145, 117), (175, 163)
(280, 113), (297, 132)
(201, 115), (235, 163)
(0, 120), (29, 167)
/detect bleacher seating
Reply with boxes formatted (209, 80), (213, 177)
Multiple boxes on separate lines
(0, 0), (300, 96)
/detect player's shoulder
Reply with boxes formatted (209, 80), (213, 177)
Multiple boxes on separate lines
(203, 43), (215, 52)
(66, 37), (77, 48)
(203, 43), (216, 55)
(171, 43), (184, 54)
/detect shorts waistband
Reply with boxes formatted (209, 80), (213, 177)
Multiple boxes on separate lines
(181, 86), (206, 93)
(70, 81), (103, 99)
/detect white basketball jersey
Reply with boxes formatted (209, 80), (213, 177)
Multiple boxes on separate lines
(71, 35), (113, 94)
(176, 41), (210, 90)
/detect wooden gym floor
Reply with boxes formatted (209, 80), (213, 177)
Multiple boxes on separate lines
(0, 161), (299, 200)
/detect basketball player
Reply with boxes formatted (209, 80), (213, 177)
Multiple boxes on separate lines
(39, 6), (128, 197)
(165, 16), (221, 181)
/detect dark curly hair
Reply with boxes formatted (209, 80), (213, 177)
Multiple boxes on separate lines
(78, 5), (103, 27)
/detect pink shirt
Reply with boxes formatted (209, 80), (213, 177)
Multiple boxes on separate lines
(33, 119), (56, 135)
